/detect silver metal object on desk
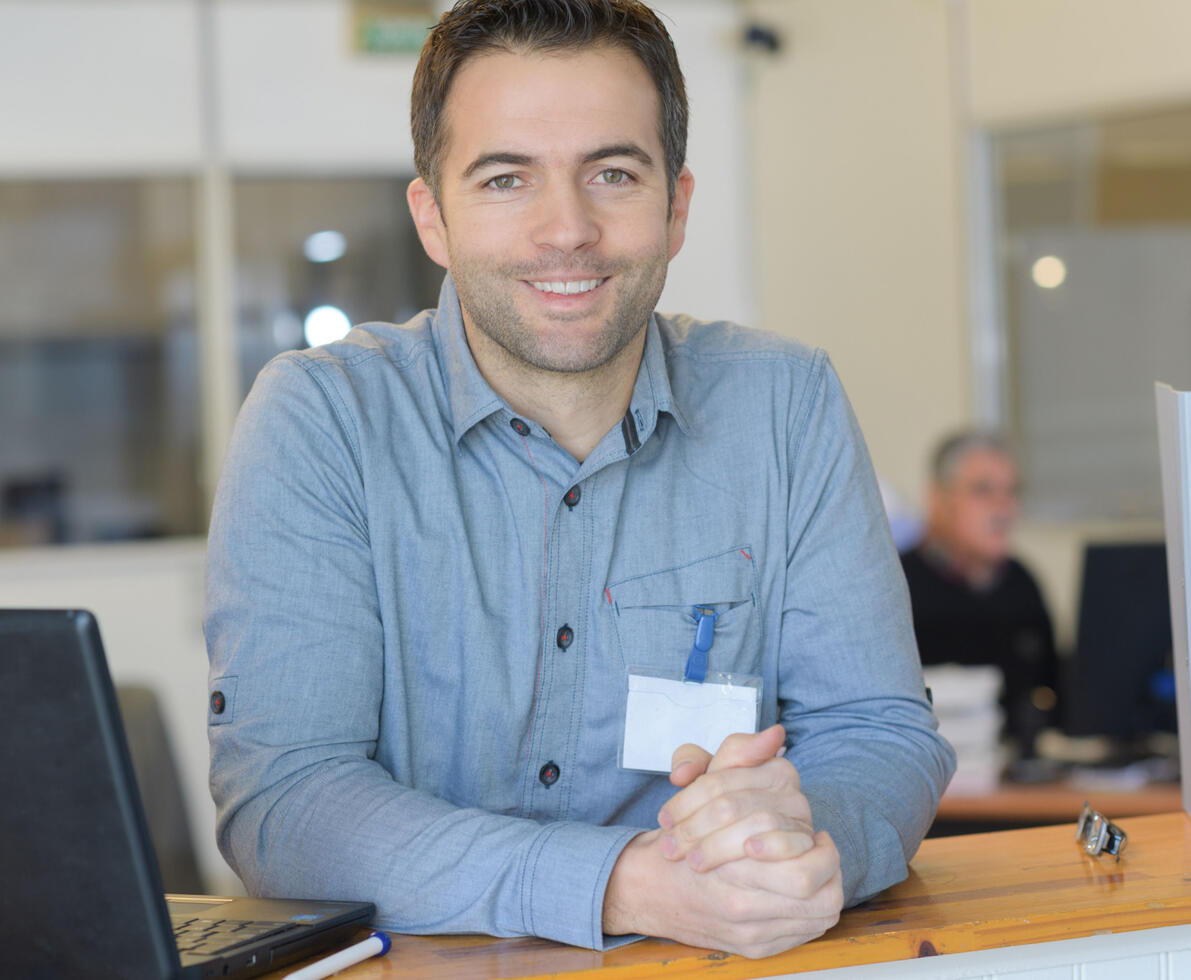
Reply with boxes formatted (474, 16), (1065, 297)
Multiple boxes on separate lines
(1076, 800), (1127, 860)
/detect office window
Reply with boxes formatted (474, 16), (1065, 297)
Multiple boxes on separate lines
(0, 179), (201, 547)
(232, 177), (442, 395)
(991, 107), (1191, 520)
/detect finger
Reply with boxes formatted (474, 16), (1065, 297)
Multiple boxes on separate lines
(659, 757), (806, 840)
(723, 830), (842, 902)
(687, 811), (815, 872)
(705, 859), (844, 925)
(671, 781), (812, 857)
(707, 724), (787, 774)
(669, 742), (713, 789)
(667, 897), (839, 961)
(743, 828), (817, 862)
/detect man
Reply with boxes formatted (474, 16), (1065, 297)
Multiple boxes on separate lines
(206, 0), (954, 959)
(901, 431), (1058, 758)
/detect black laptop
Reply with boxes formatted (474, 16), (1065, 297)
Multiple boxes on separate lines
(0, 609), (375, 979)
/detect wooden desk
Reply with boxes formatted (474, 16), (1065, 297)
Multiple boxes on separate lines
(263, 812), (1191, 979)
(935, 781), (1182, 824)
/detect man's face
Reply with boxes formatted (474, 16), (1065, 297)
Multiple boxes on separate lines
(931, 450), (1020, 567)
(407, 45), (693, 376)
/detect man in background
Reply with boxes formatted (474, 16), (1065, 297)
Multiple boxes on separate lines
(901, 431), (1059, 760)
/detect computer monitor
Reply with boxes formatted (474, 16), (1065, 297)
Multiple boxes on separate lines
(1064, 542), (1177, 741)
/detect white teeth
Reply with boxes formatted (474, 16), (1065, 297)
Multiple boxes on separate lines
(530, 278), (605, 295)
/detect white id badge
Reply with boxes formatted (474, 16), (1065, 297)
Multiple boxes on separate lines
(619, 667), (762, 773)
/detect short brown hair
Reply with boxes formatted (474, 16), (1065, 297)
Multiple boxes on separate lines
(411, 0), (688, 201)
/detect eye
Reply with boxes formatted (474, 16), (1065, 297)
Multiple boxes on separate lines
(596, 168), (630, 185)
(486, 174), (523, 190)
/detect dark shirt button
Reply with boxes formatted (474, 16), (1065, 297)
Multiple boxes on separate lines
(556, 625), (574, 649)
(539, 761), (560, 787)
(510, 417), (530, 436)
(210, 691), (226, 715)
(563, 485), (581, 508)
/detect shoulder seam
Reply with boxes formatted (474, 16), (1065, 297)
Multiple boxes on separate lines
(288, 356), (365, 472)
(787, 348), (829, 466)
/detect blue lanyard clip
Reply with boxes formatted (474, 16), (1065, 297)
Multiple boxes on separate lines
(683, 605), (718, 683)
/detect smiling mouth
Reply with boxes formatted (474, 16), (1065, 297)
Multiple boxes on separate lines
(528, 278), (608, 295)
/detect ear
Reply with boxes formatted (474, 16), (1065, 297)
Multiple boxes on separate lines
(926, 482), (947, 523)
(666, 165), (695, 261)
(406, 177), (450, 269)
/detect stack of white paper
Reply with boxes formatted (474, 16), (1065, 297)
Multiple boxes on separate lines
(924, 663), (1006, 795)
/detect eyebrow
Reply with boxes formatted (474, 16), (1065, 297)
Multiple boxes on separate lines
(460, 143), (656, 180)
(461, 152), (533, 179)
(581, 143), (655, 167)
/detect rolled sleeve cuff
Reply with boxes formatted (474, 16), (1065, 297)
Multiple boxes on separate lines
(522, 822), (643, 950)
(803, 786), (922, 908)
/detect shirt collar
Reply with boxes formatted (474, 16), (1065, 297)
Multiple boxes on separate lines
(433, 274), (505, 444)
(626, 312), (690, 444)
(432, 272), (690, 446)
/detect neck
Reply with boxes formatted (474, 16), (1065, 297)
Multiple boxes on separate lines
(463, 321), (646, 463)
(922, 534), (1001, 590)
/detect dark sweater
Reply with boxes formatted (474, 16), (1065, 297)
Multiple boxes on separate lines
(901, 545), (1058, 752)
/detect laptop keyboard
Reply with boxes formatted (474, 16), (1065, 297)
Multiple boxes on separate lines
(172, 915), (297, 957)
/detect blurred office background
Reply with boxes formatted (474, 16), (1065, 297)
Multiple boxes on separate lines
(2, 0), (1190, 891)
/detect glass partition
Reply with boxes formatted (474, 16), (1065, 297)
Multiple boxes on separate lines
(991, 107), (1191, 521)
(0, 179), (201, 547)
(232, 176), (442, 396)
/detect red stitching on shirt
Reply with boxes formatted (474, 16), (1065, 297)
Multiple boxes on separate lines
(605, 587), (612, 605)
(519, 433), (550, 776)
(740, 549), (753, 560)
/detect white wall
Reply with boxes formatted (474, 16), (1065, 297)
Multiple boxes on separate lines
(655, 0), (757, 326)
(0, 1), (202, 174)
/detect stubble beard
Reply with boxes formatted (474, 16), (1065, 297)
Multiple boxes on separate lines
(450, 250), (669, 377)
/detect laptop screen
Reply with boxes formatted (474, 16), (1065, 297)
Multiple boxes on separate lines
(0, 609), (179, 978)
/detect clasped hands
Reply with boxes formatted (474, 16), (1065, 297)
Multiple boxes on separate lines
(603, 724), (843, 959)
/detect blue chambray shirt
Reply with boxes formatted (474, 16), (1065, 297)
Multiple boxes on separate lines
(206, 274), (955, 950)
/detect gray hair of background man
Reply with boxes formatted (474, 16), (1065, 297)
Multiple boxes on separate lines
(410, 0), (689, 203)
(930, 430), (1012, 487)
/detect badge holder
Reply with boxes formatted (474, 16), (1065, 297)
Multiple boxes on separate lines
(619, 606), (762, 773)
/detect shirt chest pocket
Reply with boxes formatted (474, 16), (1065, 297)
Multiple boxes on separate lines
(607, 547), (760, 676)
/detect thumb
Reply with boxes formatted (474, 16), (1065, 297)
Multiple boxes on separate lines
(708, 723), (787, 773)
(669, 743), (713, 787)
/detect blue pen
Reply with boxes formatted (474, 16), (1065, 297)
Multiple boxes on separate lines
(283, 930), (390, 980)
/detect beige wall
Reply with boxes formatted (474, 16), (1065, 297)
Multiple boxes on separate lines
(965, 0), (1191, 127)
(747, 0), (1191, 644)
(747, 0), (968, 510)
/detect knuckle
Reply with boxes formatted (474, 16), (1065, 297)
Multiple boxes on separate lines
(770, 755), (799, 784)
(786, 866), (812, 896)
(710, 794), (739, 825)
(829, 879), (845, 911)
(733, 919), (768, 948)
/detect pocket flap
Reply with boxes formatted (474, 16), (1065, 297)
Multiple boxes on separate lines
(608, 547), (755, 610)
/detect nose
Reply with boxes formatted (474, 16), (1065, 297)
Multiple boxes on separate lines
(531, 179), (601, 254)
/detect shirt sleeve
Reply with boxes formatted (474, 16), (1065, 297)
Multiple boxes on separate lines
(777, 353), (957, 906)
(205, 355), (638, 950)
